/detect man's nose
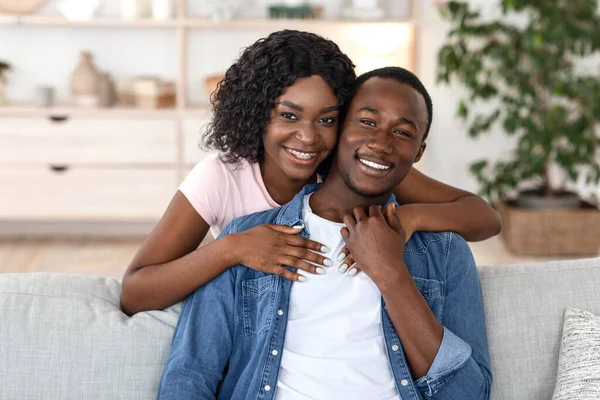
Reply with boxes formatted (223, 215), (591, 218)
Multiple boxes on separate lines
(367, 130), (393, 154)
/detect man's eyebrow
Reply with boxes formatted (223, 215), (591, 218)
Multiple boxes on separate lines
(358, 107), (419, 129)
(397, 117), (417, 129)
(357, 107), (379, 115)
(276, 101), (339, 114)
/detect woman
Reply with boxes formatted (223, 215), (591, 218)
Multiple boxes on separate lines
(120, 30), (500, 315)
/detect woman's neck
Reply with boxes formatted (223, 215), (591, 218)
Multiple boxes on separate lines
(259, 158), (317, 205)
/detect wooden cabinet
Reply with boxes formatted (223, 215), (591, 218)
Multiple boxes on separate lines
(0, 116), (211, 233)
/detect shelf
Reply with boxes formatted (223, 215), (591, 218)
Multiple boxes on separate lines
(0, 103), (211, 118)
(0, 15), (414, 29)
(0, 15), (180, 28)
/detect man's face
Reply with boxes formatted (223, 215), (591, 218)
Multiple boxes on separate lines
(336, 77), (428, 198)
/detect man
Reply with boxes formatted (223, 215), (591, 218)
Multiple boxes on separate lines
(158, 67), (492, 400)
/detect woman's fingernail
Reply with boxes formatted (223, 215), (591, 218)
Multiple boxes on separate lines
(336, 253), (346, 262)
(293, 225), (304, 229)
(348, 268), (358, 277)
(316, 267), (325, 275)
(297, 276), (307, 282)
(323, 258), (333, 267)
(321, 245), (330, 253)
(338, 264), (348, 274)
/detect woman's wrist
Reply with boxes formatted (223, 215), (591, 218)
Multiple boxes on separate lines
(396, 204), (422, 236)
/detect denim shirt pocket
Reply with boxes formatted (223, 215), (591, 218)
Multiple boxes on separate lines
(413, 277), (444, 321)
(242, 275), (278, 338)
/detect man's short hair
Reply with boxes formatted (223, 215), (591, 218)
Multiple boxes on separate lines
(354, 67), (433, 140)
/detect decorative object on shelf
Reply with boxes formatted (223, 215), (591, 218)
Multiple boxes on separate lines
(116, 76), (175, 109)
(0, 60), (11, 107)
(340, 0), (385, 20)
(151, 0), (172, 20)
(57, 0), (100, 21)
(206, 0), (240, 22)
(122, 0), (151, 20)
(437, 0), (600, 256)
(0, 0), (47, 15)
(70, 51), (101, 107)
(204, 73), (225, 98)
(268, 4), (323, 19)
(35, 85), (55, 108)
(97, 73), (118, 108)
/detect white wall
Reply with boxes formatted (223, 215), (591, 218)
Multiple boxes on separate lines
(0, 0), (597, 199)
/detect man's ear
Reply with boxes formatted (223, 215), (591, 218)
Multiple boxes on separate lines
(414, 142), (426, 163)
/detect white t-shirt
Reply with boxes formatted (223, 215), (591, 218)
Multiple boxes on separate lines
(275, 194), (401, 400)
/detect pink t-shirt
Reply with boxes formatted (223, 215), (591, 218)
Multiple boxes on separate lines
(179, 153), (281, 239)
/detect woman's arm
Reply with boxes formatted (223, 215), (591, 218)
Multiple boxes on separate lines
(121, 191), (330, 315)
(121, 191), (236, 315)
(393, 167), (501, 242)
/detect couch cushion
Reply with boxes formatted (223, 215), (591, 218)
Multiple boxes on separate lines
(0, 273), (180, 400)
(552, 308), (600, 400)
(478, 257), (600, 400)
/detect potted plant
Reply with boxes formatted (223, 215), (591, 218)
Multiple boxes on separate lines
(0, 61), (11, 106)
(436, 0), (600, 256)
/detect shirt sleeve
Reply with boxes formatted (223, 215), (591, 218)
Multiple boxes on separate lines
(415, 232), (492, 399)
(178, 153), (228, 226)
(158, 224), (236, 399)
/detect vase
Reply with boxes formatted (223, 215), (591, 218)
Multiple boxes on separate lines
(0, 81), (5, 107)
(97, 73), (118, 108)
(70, 51), (100, 107)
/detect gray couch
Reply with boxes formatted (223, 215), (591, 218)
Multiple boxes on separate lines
(1, 257), (600, 399)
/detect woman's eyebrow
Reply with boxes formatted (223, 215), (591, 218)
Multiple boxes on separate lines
(276, 101), (339, 114)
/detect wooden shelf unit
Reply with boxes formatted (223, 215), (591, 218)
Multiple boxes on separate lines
(0, 0), (417, 233)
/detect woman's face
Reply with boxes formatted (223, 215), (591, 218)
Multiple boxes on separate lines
(262, 75), (339, 181)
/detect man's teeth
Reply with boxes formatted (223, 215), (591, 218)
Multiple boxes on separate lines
(288, 149), (318, 160)
(359, 158), (391, 170)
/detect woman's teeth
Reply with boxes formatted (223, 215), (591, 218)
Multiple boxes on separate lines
(288, 149), (318, 160)
(359, 158), (391, 170)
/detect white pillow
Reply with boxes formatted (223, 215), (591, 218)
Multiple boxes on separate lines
(552, 308), (600, 400)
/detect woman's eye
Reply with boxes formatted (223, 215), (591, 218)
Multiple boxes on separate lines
(281, 112), (298, 120)
(360, 119), (375, 127)
(319, 116), (336, 124)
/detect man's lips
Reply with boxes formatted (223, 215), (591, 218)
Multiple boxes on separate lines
(356, 155), (393, 171)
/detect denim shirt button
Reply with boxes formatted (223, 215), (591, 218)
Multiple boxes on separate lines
(271, 350), (278, 356)
(277, 309), (284, 316)
(264, 385), (271, 392)
(392, 345), (399, 351)
(401, 379), (409, 386)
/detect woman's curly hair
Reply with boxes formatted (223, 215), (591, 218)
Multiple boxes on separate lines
(203, 30), (356, 166)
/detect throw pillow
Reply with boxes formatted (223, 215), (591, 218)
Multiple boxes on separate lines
(552, 308), (600, 400)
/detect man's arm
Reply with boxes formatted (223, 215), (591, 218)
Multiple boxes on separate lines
(157, 227), (237, 399)
(342, 205), (491, 399)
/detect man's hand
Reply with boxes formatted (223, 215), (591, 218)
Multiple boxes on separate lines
(340, 203), (406, 285)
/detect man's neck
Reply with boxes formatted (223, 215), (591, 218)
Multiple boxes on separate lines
(309, 170), (393, 223)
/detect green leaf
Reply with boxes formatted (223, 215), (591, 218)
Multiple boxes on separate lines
(458, 100), (469, 119)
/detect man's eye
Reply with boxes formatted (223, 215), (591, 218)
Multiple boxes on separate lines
(394, 130), (412, 137)
(319, 116), (336, 124)
(360, 119), (375, 127)
(281, 112), (298, 120)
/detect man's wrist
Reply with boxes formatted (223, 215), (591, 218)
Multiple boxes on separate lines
(373, 262), (412, 295)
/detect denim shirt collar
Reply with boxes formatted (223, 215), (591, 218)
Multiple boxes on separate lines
(275, 182), (398, 228)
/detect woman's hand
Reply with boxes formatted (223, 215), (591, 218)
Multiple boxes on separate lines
(231, 224), (332, 282)
(336, 204), (416, 277)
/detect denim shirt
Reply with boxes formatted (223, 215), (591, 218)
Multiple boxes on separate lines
(158, 184), (492, 400)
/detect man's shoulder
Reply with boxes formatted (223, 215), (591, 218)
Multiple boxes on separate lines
(218, 207), (283, 237)
(405, 231), (474, 273)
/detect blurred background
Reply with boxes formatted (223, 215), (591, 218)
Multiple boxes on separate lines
(0, 0), (598, 277)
